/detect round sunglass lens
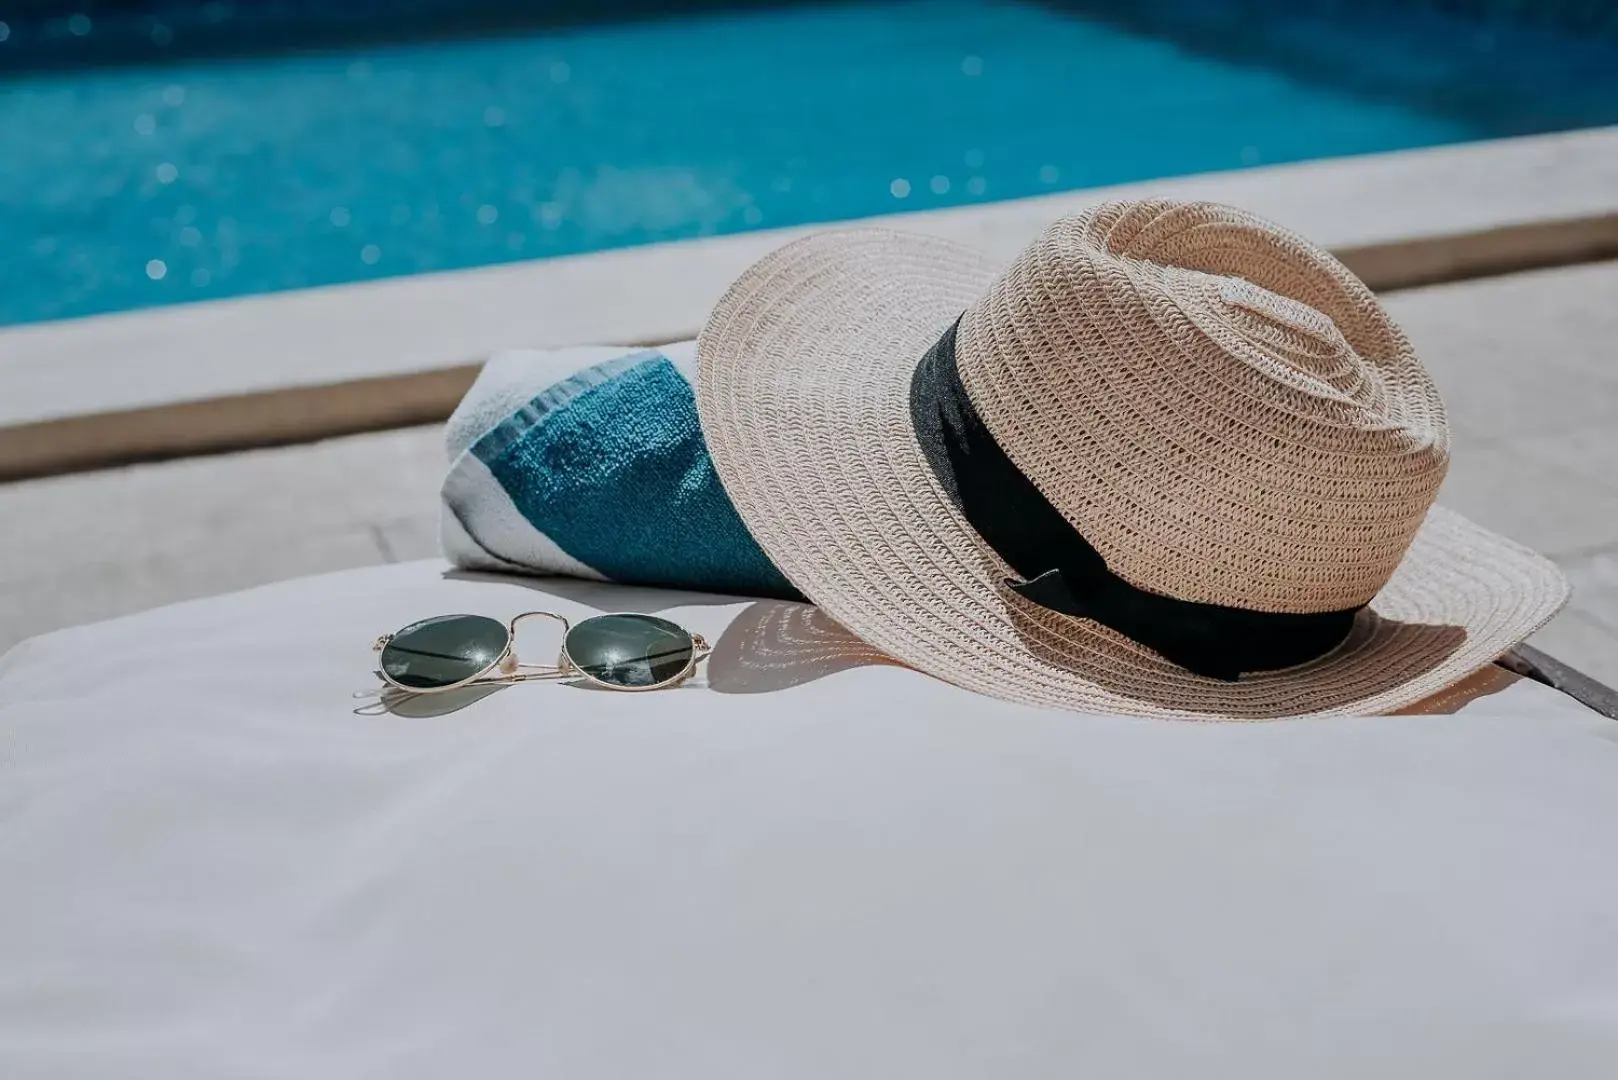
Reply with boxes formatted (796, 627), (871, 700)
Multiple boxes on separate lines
(380, 614), (508, 690)
(565, 614), (694, 689)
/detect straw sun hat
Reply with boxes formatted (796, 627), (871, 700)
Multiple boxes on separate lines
(696, 201), (1570, 719)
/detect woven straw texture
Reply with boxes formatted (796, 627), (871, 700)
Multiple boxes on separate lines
(696, 201), (1569, 719)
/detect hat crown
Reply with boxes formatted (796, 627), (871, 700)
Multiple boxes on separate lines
(954, 201), (1449, 614)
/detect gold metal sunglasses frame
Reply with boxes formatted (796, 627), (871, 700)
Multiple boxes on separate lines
(372, 610), (711, 694)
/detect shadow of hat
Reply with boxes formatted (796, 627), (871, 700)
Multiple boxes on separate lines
(707, 600), (899, 695)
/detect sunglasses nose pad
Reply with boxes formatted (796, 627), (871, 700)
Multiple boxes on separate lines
(499, 652), (519, 675)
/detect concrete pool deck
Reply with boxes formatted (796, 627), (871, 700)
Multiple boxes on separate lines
(3, 126), (1618, 480)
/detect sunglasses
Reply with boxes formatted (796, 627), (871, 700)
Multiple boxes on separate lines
(372, 611), (711, 694)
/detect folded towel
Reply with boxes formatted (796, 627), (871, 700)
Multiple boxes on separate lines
(440, 343), (800, 599)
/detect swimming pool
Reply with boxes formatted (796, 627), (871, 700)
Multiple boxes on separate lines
(3, 0), (1617, 326)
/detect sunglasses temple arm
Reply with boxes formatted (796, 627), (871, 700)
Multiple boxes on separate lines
(466, 667), (569, 687)
(490, 669), (572, 685)
(471, 652), (576, 686)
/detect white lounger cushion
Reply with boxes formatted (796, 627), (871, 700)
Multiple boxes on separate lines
(1, 561), (1615, 1078)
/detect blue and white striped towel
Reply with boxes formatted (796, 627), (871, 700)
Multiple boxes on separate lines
(440, 342), (800, 599)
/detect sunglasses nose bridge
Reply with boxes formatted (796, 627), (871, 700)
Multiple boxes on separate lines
(507, 610), (571, 635)
(504, 610), (572, 676)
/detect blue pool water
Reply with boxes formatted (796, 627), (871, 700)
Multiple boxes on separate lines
(3, 0), (1617, 326)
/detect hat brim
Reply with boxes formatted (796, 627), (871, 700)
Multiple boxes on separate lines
(695, 229), (1569, 719)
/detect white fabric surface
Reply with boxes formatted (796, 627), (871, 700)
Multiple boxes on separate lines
(1, 560), (1615, 1078)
